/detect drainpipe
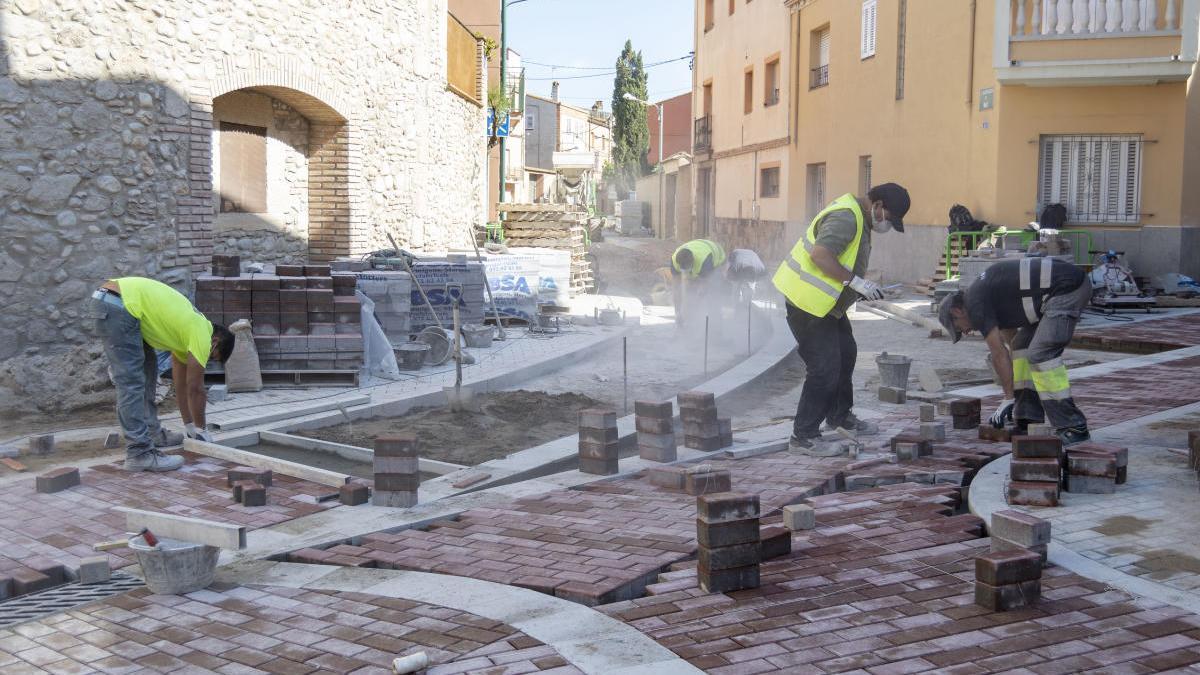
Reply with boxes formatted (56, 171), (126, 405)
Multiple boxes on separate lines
(967, 0), (977, 106)
(499, 1), (508, 217)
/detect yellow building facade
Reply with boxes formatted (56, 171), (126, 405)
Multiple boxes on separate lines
(692, 0), (1200, 282)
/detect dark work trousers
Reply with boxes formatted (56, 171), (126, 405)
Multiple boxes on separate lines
(786, 302), (856, 439)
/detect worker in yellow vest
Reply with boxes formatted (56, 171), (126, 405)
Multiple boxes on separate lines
(773, 183), (910, 456)
(670, 239), (727, 327)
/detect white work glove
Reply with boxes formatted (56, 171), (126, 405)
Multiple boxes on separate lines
(989, 399), (1015, 429)
(849, 276), (885, 301)
(185, 423), (214, 443)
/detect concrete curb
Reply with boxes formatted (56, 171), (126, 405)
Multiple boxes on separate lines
(224, 561), (702, 675)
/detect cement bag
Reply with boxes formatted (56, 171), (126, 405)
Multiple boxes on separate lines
(224, 319), (262, 393)
(359, 291), (402, 379)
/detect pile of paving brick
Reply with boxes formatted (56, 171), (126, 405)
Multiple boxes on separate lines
(195, 260), (363, 371)
(974, 509), (1050, 610)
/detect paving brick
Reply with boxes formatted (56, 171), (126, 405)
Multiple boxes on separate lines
(36, 466), (80, 493)
(231, 479), (257, 502)
(635, 417), (674, 434)
(895, 442), (920, 462)
(697, 492), (760, 523)
(375, 435), (418, 458)
(953, 413), (982, 430)
(682, 420), (721, 437)
(578, 457), (619, 476)
(1011, 458), (1062, 483)
(879, 386), (907, 404)
(373, 456), (419, 474)
(890, 435), (932, 457)
(918, 404), (936, 422)
(699, 542), (760, 570)
(920, 422), (946, 442)
(1066, 453), (1117, 478)
(759, 526), (791, 560)
(374, 474), (419, 491)
(975, 549), (1042, 586)
(979, 425), (1013, 442)
(1065, 475), (1116, 494)
(29, 434), (55, 456)
(975, 579), (1040, 611)
(1012, 435), (1063, 460)
(226, 467), (272, 487)
(718, 417), (733, 448)
(11, 568), (54, 595)
(373, 490), (417, 507)
(648, 466), (686, 489)
(698, 564), (759, 594)
(685, 470), (731, 496)
(634, 400), (673, 418)
(950, 398), (982, 415)
(782, 504), (815, 531)
(990, 510), (1051, 548)
(241, 485), (267, 507)
(638, 442), (677, 463)
(578, 409), (617, 429)
(76, 556), (111, 584)
(684, 435), (723, 452)
(1007, 480), (1059, 507)
(577, 440), (619, 461)
(677, 391), (716, 410)
(339, 481), (370, 506)
(991, 537), (1048, 566)
(696, 517), (760, 548)
(637, 430), (676, 451)
(680, 408), (718, 425)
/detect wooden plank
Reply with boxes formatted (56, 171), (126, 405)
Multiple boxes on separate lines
(1, 457), (28, 472)
(117, 507), (247, 550)
(258, 431), (467, 476)
(183, 438), (351, 487)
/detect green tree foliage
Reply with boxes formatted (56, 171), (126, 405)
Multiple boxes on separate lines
(611, 40), (649, 198)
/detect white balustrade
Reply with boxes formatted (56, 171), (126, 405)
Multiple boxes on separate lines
(1122, 0), (1139, 30)
(1073, 0), (1090, 31)
(1014, 0), (1177, 35)
(1058, 0), (1072, 32)
(1166, 0), (1177, 29)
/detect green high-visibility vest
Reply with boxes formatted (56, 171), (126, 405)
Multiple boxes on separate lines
(672, 239), (727, 277)
(772, 193), (863, 317)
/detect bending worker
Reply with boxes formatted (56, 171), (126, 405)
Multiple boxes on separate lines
(671, 238), (726, 326)
(773, 183), (910, 456)
(938, 257), (1092, 445)
(92, 277), (235, 471)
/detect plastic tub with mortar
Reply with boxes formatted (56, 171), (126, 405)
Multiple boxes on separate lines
(395, 342), (431, 371)
(875, 352), (913, 390)
(461, 324), (494, 348)
(128, 535), (219, 595)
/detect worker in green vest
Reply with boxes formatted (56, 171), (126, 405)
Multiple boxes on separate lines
(773, 183), (910, 456)
(670, 239), (727, 327)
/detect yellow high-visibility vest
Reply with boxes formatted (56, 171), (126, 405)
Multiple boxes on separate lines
(672, 239), (727, 277)
(772, 193), (863, 317)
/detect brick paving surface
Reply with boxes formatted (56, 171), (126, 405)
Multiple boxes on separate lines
(1074, 312), (1200, 353)
(0, 585), (579, 674)
(0, 452), (339, 579)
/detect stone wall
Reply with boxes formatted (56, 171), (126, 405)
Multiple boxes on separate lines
(0, 0), (486, 413)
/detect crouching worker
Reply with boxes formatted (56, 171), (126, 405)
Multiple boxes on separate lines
(92, 277), (234, 471)
(671, 239), (727, 327)
(938, 257), (1092, 445)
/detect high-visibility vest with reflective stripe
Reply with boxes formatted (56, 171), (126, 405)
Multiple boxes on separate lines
(672, 239), (727, 277)
(1015, 256), (1055, 325)
(772, 193), (863, 317)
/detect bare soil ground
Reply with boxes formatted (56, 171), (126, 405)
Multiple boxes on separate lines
(240, 442), (437, 482)
(1, 438), (121, 476)
(295, 390), (603, 466)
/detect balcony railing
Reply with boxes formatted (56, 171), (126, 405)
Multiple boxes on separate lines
(809, 65), (830, 89)
(694, 115), (712, 152)
(1010, 0), (1180, 37)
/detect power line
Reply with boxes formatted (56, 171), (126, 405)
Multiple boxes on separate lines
(524, 54), (691, 80)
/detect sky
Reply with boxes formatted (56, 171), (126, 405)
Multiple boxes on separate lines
(507, 0), (695, 109)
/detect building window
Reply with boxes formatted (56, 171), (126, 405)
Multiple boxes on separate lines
(728, 0), (735, 15)
(705, 0), (714, 30)
(525, 111), (536, 131)
(806, 163), (827, 220)
(1038, 135), (1142, 224)
(810, 27), (831, 89)
(702, 82), (713, 116)
(744, 68), (754, 114)
(760, 166), (780, 198)
(861, 0), (877, 59)
(764, 57), (780, 106)
(896, 0), (907, 100)
(859, 155), (873, 195)
(218, 122), (267, 213)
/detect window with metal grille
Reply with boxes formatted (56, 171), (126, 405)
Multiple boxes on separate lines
(525, 110), (536, 131)
(760, 166), (780, 198)
(811, 27), (831, 89)
(1038, 135), (1142, 224)
(861, 0), (877, 59)
(218, 122), (267, 213)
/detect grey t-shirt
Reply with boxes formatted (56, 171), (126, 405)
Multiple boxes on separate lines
(812, 198), (873, 317)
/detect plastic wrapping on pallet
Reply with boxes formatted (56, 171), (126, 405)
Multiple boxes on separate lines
(481, 248), (572, 321)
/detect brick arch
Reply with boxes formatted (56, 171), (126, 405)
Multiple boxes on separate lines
(208, 54), (352, 123)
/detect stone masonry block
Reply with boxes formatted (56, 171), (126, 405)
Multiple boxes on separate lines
(979, 425), (1013, 442)
(697, 492), (760, 523)
(226, 467), (272, 487)
(76, 556), (111, 585)
(36, 467), (80, 493)
(578, 457), (619, 476)
(1011, 458), (1061, 483)
(29, 434), (55, 456)
(634, 400), (673, 418)
(636, 417), (674, 435)
(759, 525), (792, 560)
(578, 409), (617, 429)
(975, 549), (1043, 586)
(698, 564), (759, 594)
(993, 506), (1051, 550)
(1007, 481), (1060, 507)
(579, 426), (619, 444)
(1012, 435), (1063, 460)
(241, 485), (267, 507)
(696, 517), (760, 548)
(685, 470), (731, 496)
(1067, 454), (1117, 478)
(782, 504), (815, 531)
(920, 404), (936, 422)
(578, 440), (619, 461)
(950, 398), (983, 415)
(685, 436), (724, 452)
(699, 542), (760, 571)
(878, 386), (907, 404)
(648, 466), (687, 489)
(975, 579), (1040, 611)
(373, 490), (418, 508)
(677, 391), (716, 410)
(339, 481), (370, 506)
(1066, 475), (1116, 494)
(375, 435), (417, 458)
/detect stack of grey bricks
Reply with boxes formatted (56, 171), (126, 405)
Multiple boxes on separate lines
(578, 409), (619, 475)
(355, 271), (413, 345)
(1065, 442), (1128, 494)
(696, 492), (761, 593)
(635, 400), (676, 462)
(373, 435), (419, 507)
(678, 391), (730, 452)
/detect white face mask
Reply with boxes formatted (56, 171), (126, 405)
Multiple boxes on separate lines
(871, 211), (892, 233)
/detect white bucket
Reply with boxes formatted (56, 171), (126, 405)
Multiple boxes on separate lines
(128, 535), (220, 595)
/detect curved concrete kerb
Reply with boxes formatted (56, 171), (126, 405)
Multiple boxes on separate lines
(226, 561), (702, 675)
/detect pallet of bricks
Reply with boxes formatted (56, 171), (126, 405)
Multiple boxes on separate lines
(409, 260), (486, 333)
(502, 204), (591, 297)
(194, 257), (362, 374)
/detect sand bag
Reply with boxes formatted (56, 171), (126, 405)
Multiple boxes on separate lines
(224, 319), (262, 393)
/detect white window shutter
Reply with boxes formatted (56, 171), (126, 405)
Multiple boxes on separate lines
(1039, 135), (1141, 224)
(861, 0), (878, 59)
(819, 29), (831, 67)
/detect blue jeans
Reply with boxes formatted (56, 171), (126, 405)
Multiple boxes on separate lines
(91, 291), (161, 457)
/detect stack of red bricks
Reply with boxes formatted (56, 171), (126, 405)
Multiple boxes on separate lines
(374, 434), (419, 507)
(578, 409), (619, 475)
(677, 391), (732, 452)
(1008, 435), (1063, 506)
(696, 492), (760, 594)
(194, 263), (362, 371)
(975, 545), (1043, 611)
(1065, 442), (1128, 494)
(635, 400), (676, 462)
(227, 466), (271, 507)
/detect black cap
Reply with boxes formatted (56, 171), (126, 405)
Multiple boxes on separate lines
(869, 183), (911, 233)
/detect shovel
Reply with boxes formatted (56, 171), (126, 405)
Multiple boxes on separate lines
(443, 301), (478, 412)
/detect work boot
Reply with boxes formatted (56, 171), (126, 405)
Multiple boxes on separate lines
(151, 428), (185, 449)
(789, 435), (851, 458)
(823, 413), (879, 436)
(1056, 425), (1091, 447)
(124, 449), (185, 472)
